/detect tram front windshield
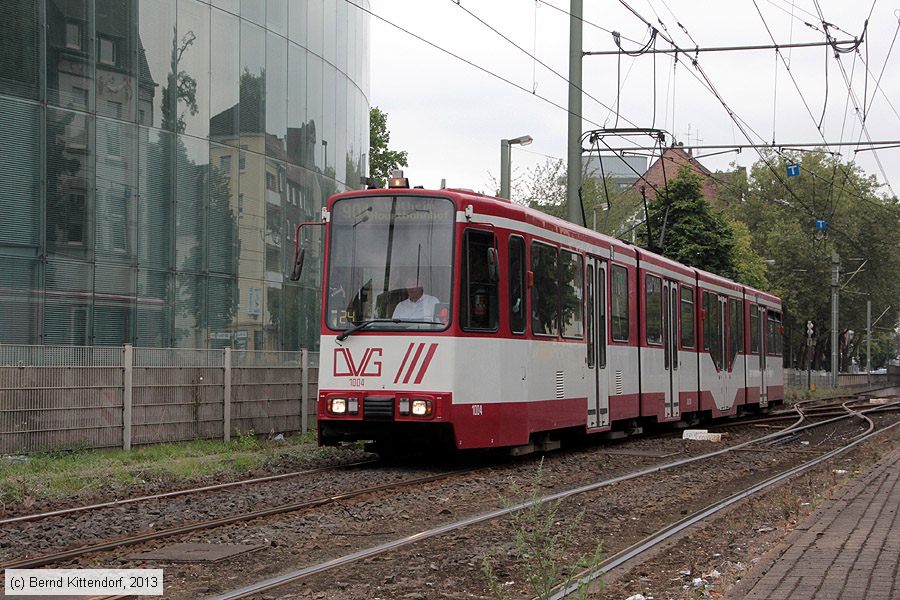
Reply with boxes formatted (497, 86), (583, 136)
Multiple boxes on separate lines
(326, 195), (455, 331)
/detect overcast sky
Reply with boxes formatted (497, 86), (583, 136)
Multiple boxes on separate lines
(367, 0), (900, 200)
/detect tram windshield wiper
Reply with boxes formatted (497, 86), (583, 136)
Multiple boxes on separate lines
(336, 318), (441, 341)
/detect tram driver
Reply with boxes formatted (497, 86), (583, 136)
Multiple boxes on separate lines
(392, 275), (440, 321)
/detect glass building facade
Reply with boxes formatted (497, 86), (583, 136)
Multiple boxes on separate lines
(0, 0), (370, 351)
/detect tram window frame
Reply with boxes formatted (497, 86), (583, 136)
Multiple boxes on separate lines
(586, 262), (595, 367)
(728, 297), (743, 369)
(508, 235), (526, 335)
(560, 250), (585, 339)
(610, 264), (629, 342)
(767, 309), (783, 356)
(680, 285), (695, 348)
(598, 265), (607, 367)
(703, 290), (722, 370)
(750, 303), (760, 354)
(460, 229), (499, 332)
(645, 274), (663, 345)
(530, 240), (559, 337)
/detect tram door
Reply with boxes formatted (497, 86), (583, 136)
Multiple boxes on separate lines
(758, 305), (768, 405)
(662, 281), (680, 418)
(718, 295), (729, 403)
(585, 257), (610, 428)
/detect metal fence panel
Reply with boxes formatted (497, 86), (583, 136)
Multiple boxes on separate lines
(0, 345), (124, 453)
(133, 347), (224, 368)
(0, 344), (122, 367)
(132, 364), (225, 446)
(785, 369), (900, 389)
(1, 344), (318, 454)
(231, 366), (302, 436)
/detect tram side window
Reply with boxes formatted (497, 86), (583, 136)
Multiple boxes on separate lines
(645, 274), (662, 345)
(767, 310), (782, 356)
(703, 291), (721, 369)
(680, 285), (694, 348)
(750, 303), (760, 354)
(586, 263), (594, 367)
(610, 264), (629, 342)
(531, 242), (559, 336)
(728, 297), (743, 368)
(560, 250), (584, 338)
(461, 230), (498, 331)
(508, 236), (526, 334)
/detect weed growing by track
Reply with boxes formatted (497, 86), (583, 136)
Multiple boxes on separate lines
(0, 430), (362, 507)
(482, 459), (604, 600)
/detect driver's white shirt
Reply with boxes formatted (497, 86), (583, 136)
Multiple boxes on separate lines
(392, 295), (439, 321)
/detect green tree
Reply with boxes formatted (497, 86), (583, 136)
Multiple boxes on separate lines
(729, 150), (900, 369)
(506, 158), (641, 240)
(640, 168), (737, 277)
(369, 107), (408, 186)
(727, 218), (769, 289)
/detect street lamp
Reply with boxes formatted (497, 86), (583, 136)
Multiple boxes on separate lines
(500, 135), (533, 199)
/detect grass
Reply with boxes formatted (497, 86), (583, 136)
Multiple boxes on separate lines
(0, 429), (353, 506)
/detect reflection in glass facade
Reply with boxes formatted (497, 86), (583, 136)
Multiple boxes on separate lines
(0, 0), (370, 350)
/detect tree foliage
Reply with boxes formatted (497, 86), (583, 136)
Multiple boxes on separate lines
(727, 151), (900, 369)
(368, 107), (408, 186)
(641, 168), (738, 277)
(504, 158), (639, 238)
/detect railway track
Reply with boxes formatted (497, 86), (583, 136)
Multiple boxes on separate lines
(6, 395), (894, 596)
(548, 409), (900, 599)
(0, 465), (483, 570)
(6, 394), (866, 529)
(0, 459), (379, 526)
(205, 401), (900, 600)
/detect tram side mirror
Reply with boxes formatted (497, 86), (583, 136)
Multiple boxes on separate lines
(290, 248), (306, 281)
(487, 247), (499, 282)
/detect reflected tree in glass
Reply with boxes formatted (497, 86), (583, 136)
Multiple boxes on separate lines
(160, 28), (199, 134)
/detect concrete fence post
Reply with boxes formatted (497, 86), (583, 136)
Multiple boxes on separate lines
(301, 349), (309, 434)
(223, 346), (232, 442)
(123, 344), (133, 451)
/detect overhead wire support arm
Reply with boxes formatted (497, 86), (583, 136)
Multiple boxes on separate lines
(584, 38), (861, 56)
(584, 140), (900, 153)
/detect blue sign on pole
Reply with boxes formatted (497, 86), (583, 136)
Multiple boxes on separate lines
(815, 219), (828, 230)
(786, 164), (800, 177)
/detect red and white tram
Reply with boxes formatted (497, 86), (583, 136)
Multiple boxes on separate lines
(301, 180), (783, 453)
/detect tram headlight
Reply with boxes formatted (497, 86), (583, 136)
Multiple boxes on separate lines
(328, 398), (347, 414)
(411, 399), (432, 416)
(399, 398), (410, 415)
(347, 398), (359, 415)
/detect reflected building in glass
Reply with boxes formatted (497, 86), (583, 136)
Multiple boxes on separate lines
(0, 0), (370, 350)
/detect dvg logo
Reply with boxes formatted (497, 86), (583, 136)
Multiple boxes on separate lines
(333, 347), (383, 377)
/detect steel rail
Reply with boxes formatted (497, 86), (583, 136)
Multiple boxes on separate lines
(721, 405), (900, 427)
(547, 418), (900, 599)
(0, 460), (378, 526)
(0, 467), (482, 570)
(207, 405), (892, 600)
(842, 400), (876, 440)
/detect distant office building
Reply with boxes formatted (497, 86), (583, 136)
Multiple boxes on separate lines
(582, 154), (648, 190)
(0, 0), (370, 351)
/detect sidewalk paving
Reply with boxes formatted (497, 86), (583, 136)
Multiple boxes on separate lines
(729, 445), (900, 599)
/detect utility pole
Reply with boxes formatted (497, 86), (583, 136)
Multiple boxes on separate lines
(565, 0), (583, 225)
(831, 251), (840, 387)
(866, 299), (872, 386)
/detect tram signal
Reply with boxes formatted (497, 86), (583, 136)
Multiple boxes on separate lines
(806, 320), (816, 338)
